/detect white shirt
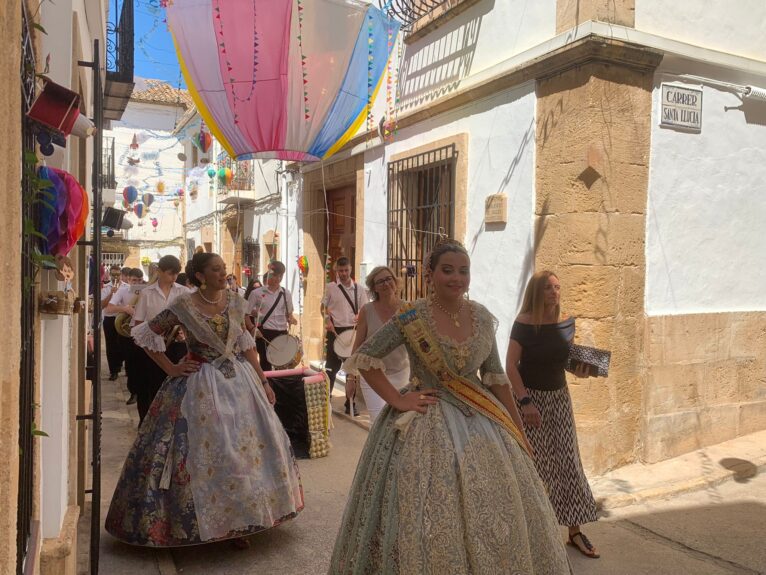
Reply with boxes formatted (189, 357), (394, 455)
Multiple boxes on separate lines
(247, 286), (293, 330)
(101, 281), (128, 317)
(133, 282), (189, 327)
(108, 284), (144, 319)
(321, 281), (368, 328)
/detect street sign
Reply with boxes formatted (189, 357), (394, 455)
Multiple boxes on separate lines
(660, 83), (703, 132)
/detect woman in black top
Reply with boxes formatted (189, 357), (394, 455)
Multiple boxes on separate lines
(506, 271), (600, 559)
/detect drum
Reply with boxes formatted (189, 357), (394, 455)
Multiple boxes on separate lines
(333, 329), (356, 359)
(266, 334), (303, 370)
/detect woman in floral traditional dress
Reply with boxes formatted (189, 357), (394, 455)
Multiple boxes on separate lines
(328, 239), (571, 574)
(105, 252), (303, 548)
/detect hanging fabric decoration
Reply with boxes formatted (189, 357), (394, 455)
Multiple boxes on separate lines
(166, 0), (400, 162)
(122, 185), (138, 204)
(36, 166), (89, 257)
(142, 192), (155, 207)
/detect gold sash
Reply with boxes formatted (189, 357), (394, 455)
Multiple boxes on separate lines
(393, 303), (530, 455)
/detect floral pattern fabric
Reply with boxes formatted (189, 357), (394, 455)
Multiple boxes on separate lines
(330, 299), (572, 574)
(106, 292), (304, 547)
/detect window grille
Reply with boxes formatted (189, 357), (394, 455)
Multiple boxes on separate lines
(102, 252), (125, 269)
(387, 144), (456, 300)
(17, 3), (37, 572)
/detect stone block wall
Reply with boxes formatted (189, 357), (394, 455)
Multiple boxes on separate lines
(642, 312), (766, 462)
(536, 61), (654, 475)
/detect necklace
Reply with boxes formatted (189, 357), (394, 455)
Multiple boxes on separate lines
(198, 289), (223, 305)
(431, 295), (465, 327)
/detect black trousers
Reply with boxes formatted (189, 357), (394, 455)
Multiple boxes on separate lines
(135, 340), (187, 424)
(103, 316), (124, 376)
(325, 326), (354, 393)
(120, 334), (139, 395)
(255, 328), (288, 372)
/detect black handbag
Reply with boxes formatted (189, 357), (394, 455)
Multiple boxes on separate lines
(566, 344), (611, 377)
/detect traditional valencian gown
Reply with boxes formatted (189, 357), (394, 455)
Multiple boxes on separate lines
(329, 299), (571, 574)
(105, 292), (303, 547)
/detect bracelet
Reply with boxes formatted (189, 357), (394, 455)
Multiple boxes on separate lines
(518, 396), (533, 407)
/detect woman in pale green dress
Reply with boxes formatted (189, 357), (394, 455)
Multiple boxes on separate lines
(328, 240), (571, 574)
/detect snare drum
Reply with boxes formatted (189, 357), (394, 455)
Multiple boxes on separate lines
(333, 329), (356, 359)
(266, 334), (304, 370)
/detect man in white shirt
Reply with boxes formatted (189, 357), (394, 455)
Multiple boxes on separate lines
(247, 261), (297, 372)
(106, 268), (144, 404)
(131, 255), (188, 422)
(321, 257), (369, 406)
(101, 265), (129, 380)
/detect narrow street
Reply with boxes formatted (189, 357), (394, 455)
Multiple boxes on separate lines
(89, 357), (766, 575)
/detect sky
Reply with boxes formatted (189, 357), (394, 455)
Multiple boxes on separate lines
(133, 0), (184, 85)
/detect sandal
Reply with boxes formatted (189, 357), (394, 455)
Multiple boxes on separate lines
(567, 531), (600, 558)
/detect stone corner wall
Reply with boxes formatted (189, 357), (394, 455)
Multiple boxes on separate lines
(642, 312), (766, 463)
(535, 61), (653, 476)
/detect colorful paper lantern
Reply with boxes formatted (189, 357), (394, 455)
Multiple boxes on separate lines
(156, 180), (166, 194)
(134, 203), (146, 219)
(142, 192), (155, 207)
(298, 255), (309, 275)
(193, 129), (213, 153)
(36, 166), (89, 257)
(122, 185), (138, 204)
(166, 0), (399, 162)
(218, 167), (233, 186)
(151, 218), (159, 231)
(207, 166), (217, 179)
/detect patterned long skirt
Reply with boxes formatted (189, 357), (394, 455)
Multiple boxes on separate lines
(520, 386), (598, 526)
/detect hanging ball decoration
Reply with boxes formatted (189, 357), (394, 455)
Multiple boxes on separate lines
(207, 166), (217, 179)
(151, 218), (159, 229)
(193, 130), (212, 153)
(122, 185), (138, 204)
(177, 187), (185, 198)
(142, 192), (155, 207)
(298, 255), (309, 275)
(218, 167), (233, 186)
(36, 131), (52, 146)
(156, 180), (166, 194)
(173, 198), (180, 208)
(106, 229), (115, 237)
(177, 152), (187, 162)
(134, 202), (146, 219)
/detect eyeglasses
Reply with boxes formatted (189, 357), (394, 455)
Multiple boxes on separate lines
(373, 276), (395, 286)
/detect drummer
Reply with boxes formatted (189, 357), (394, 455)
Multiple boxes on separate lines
(321, 256), (369, 411)
(247, 260), (297, 372)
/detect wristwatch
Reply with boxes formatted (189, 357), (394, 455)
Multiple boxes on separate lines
(518, 396), (533, 407)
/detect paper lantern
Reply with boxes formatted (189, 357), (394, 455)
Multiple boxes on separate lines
(134, 203), (146, 219)
(193, 130), (212, 153)
(298, 255), (309, 275)
(218, 167), (233, 186)
(156, 180), (166, 194)
(177, 187), (185, 197)
(122, 185), (138, 204)
(207, 166), (217, 179)
(151, 218), (159, 231)
(142, 192), (155, 207)
(166, 0), (399, 162)
(36, 166), (89, 257)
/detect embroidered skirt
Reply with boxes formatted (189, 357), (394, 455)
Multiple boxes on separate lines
(105, 358), (304, 547)
(521, 386), (599, 526)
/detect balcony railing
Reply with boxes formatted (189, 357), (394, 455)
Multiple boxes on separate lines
(102, 136), (116, 190)
(106, 0), (134, 83)
(217, 153), (256, 193)
(104, 0), (134, 120)
(379, 0), (447, 27)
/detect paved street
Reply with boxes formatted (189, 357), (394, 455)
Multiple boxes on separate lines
(88, 368), (766, 575)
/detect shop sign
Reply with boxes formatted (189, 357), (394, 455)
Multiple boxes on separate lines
(660, 83), (702, 132)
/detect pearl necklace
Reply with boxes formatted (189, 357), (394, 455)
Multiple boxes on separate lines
(431, 295), (465, 328)
(198, 289), (224, 305)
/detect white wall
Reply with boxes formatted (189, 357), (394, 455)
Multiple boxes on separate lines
(108, 101), (187, 243)
(636, 0), (766, 62)
(363, 82), (537, 345)
(645, 61), (766, 315)
(395, 0), (555, 113)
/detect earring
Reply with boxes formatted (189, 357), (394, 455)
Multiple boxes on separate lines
(201, 281), (207, 291)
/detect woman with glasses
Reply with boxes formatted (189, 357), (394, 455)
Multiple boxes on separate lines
(344, 266), (409, 422)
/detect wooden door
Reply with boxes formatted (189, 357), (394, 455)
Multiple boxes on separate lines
(326, 185), (356, 275)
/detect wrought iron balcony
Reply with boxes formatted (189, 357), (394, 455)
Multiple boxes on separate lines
(101, 136), (117, 190)
(378, 0), (448, 28)
(104, 0), (135, 120)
